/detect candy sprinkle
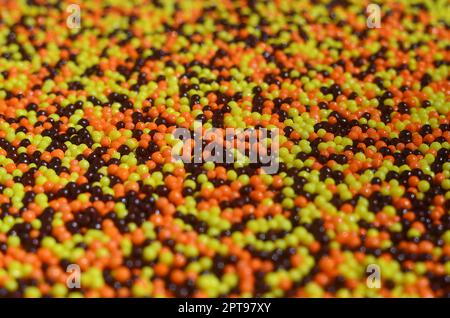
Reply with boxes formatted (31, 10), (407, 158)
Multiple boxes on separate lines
(0, 0), (449, 298)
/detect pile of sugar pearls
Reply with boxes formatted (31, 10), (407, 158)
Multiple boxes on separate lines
(0, 0), (449, 297)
